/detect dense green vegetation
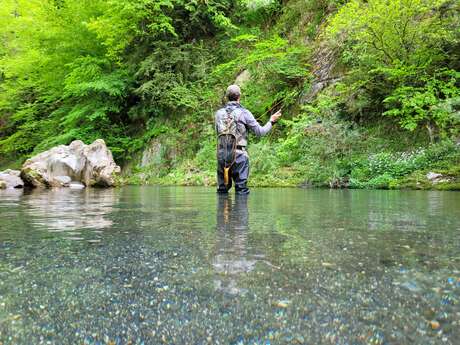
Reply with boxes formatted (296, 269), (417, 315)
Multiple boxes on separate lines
(1, 0), (459, 189)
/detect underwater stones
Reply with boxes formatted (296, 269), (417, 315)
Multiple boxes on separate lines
(20, 139), (120, 188)
(0, 169), (24, 189)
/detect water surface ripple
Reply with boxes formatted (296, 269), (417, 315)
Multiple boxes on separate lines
(0, 187), (459, 344)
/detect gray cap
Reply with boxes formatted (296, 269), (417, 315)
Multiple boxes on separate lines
(226, 84), (241, 100)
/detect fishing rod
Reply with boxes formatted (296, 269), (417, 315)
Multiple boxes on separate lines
(255, 99), (284, 122)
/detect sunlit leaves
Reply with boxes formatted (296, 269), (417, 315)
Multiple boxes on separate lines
(0, 0), (239, 162)
(86, 0), (177, 60)
(327, 0), (454, 66)
(383, 69), (460, 134)
(325, 0), (460, 136)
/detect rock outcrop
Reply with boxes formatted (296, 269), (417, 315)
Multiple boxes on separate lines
(301, 42), (341, 103)
(426, 172), (451, 184)
(0, 169), (24, 189)
(140, 136), (177, 168)
(235, 69), (251, 87)
(21, 139), (120, 188)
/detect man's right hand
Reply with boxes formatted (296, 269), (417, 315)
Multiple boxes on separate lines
(270, 110), (282, 123)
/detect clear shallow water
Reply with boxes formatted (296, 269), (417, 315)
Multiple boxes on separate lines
(0, 187), (459, 345)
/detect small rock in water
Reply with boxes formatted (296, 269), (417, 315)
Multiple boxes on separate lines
(400, 281), (421, 292)
(0, 169), (24, 188)
(294, 335), (305, 344)
(429, 320), (440, 330)
(69, 182), (85, 189)
(423, 308), (436, 320)
(441, 294), (454, 305)
(273, 300), (290, 308)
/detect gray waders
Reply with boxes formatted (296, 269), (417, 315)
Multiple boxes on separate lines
(217, 149), (249, 195)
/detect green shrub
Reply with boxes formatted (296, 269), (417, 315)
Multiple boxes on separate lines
(326, 0), (460, 135)
(249, 141), (280, 175)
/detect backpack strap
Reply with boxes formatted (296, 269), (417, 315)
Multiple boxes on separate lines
(225, 103), (243, 121)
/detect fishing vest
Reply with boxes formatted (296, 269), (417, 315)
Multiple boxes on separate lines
(215, 102), (248, 147)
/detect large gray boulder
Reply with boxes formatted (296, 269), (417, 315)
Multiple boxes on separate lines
(21, 139), (120, 188)
(0, 169), (24, 189)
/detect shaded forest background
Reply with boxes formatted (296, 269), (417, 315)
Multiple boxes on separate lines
(1, 0), (459, 189)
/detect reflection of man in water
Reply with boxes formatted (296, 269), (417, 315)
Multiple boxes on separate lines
(213, 195), (257, 295)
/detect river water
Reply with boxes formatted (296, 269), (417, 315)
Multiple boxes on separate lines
(0, 186), (459, 344)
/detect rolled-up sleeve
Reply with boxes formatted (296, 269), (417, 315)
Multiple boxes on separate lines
(241, 110), (272, 137)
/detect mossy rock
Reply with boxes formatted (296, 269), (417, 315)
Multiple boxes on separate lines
(20, 167), (48, 187)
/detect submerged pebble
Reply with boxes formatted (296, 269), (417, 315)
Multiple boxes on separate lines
(430, 320), (441, 330)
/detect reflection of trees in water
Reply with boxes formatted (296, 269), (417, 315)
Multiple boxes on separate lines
(0, 189), (30, 242)
(213, 195), (259, 295)
(258, 190), (458, 272)
(136, 186), (209, 229)
(0, 189), (24, 208)
(22, 188), (119, 232)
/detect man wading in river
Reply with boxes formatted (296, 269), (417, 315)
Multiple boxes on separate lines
(215, 85), (281, 194)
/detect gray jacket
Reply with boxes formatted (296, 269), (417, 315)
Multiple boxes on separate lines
(215, 101), (272, 147)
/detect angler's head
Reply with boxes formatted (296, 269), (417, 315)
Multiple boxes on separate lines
(226, 84), (241, 102)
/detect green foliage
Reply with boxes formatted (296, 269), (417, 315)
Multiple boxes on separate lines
(248, 141), (279, 175)
(277, 0), (345, 39)
(383, 69), (460, 134)
(86, 0), (177, 59)
(327, 0), (455, 65)
(348, 140), (460, 188)
(0, 0), (237, 163)
(275, 92), (362, 172)
(214, 32), (310, 119)
(327, 0), (460, 135)
(192, 126), (217, 172)
(238, 0), (281, 26)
